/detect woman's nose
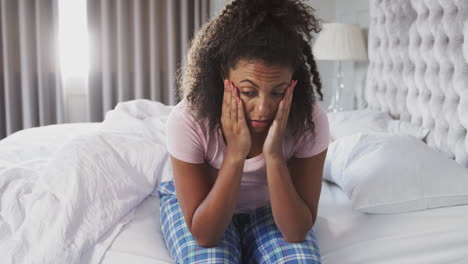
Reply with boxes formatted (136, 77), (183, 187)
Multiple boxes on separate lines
(256, 97), (274, 116)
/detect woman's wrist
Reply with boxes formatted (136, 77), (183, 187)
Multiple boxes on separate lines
(225, 148), (247, 164)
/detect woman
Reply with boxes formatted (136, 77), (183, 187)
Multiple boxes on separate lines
(158, 0), (329, 263)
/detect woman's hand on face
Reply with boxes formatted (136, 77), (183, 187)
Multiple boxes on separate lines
(221, 79), (251, 160)
(263, 80), (298, 161)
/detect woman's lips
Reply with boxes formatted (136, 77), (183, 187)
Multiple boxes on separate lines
(250, 120), (268, 128)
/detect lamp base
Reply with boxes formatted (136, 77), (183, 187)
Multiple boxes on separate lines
(327, 101), (345, 113)
(327, 61), (345, 112)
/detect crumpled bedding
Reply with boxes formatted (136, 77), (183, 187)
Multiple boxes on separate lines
(0, 100), (173, 264)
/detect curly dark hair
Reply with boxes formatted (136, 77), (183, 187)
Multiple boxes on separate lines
(177, 0), (323, 137)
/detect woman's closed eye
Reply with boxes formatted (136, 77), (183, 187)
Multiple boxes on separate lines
(241, 91), (255, 97)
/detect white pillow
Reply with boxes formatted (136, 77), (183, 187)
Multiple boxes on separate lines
(323, 133), (468, 214)
(327, 109), (429, 141)
(387, 119), (429, 140)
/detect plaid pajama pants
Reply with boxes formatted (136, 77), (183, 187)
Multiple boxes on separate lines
(157, 181), (321, 264)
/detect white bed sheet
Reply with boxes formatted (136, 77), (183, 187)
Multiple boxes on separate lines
(100, 181), (468, 264)
(317, 181), (468, 264)
(2, 121), (467, 263)
(100, 195), (172, 264)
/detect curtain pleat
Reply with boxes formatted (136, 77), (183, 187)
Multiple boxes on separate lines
(1, 0), (21, 138)
(87, 0), (210, 122)
(18, 0), (37, 127)
(166, 0), (177, 105)
(116, 0), (130, 102)
(194, 0), (201, 33)
(0, 0), (63, 139)
(180, 1), (189, 65)
(148, 0), (160, 102)
(132, 0), (145, 99)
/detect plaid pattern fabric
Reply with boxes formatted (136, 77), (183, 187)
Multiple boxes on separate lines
(158, 181), (241, 263)
(158, 181), (321, 264)
(240, 205), (321, 264)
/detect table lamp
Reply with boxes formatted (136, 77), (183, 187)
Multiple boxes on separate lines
(313, 23), (368, 112)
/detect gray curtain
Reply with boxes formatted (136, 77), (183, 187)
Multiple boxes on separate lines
(87, 0), (211, 122)
(0, 0), (64, 139)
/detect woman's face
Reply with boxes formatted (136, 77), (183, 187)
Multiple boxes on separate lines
(228, 59), (293, 134)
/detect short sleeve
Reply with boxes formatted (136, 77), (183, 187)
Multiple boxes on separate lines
(166, 101), (206, 164)
(294, 104), (330, 158)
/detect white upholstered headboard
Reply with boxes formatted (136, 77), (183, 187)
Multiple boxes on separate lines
(366, 0), (468, 168)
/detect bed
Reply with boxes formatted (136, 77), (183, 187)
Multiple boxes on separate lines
(1, 0), (468, 263)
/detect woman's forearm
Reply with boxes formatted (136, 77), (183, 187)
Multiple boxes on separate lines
(190, 152), (244, 247)
(265, 156), (313, 243)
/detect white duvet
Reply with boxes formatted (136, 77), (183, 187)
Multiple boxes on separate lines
(0, 100), (173, 264)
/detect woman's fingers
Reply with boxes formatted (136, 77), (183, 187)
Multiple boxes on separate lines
(230, 81), (238, 127)
(283, 80), (297, 118)
(222, 79), (231, 123)
(223, 80), (248, 135)
(275, 80), (297, 124)
(237, 93), (244, 124)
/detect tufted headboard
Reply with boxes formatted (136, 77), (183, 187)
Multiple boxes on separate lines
(365, 0), (468, 168)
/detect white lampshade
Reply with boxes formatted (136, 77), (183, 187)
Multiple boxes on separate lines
(313, 23), (367, 61)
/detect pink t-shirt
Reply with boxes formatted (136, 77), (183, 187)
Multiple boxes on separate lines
(166, 99), (330, 213)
